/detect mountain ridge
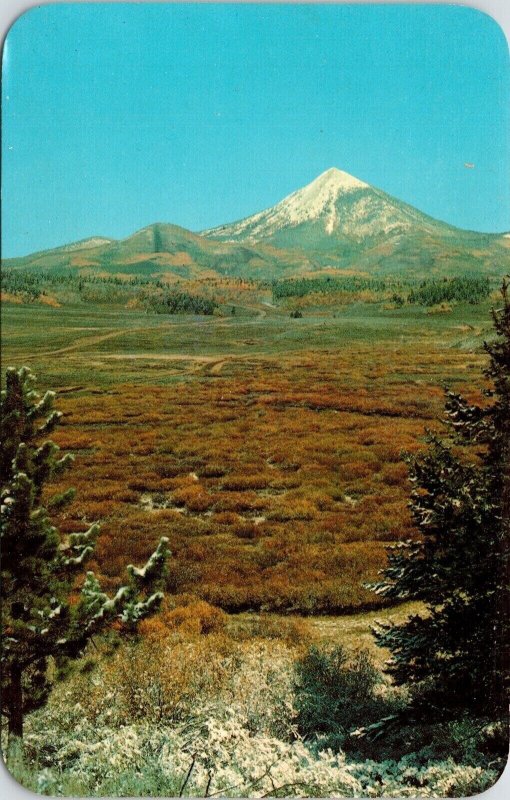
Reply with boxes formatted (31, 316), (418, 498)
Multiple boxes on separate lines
(3, 169), (509, 280)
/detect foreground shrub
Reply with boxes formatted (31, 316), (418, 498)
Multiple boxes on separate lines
(13, 711), (499, 797)
(4, 626), (502, 797)
(31, 631), (297, 739)
(294, 645), (400, 753)
(140, 599), (227, 637)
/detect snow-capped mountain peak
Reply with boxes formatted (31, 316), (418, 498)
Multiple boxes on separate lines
(305, 167), (369, 193)
(201, 166), (465, 249)
(281, 168), (370, 233)
(204, 167), (372, 242)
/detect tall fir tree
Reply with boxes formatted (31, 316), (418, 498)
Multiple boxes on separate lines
(1, 366), (170, 739)
(371, 282), (509, 721)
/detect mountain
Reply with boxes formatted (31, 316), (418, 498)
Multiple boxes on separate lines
(4, 169), (509, 280)
(3, 223), (313, 280)
(203, 168), (446, 245)
(43, 236), (114, 253)
(202, 167), (498, 246)
(202, 168), (510, 275)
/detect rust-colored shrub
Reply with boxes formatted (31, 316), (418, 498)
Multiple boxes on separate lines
(22, 337), (469, 614)
(140, 599), (226, 637)
(172, 484), (215, 512)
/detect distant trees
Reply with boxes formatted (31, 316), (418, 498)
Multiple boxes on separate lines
(3, 267), (493, 313)
(1, 367), (170, 740)
(271, 274), (492, 306)
(272, 276), (389, 301)
(408, 276), (491, 306)
(371, 281), (509, 722)
(1, 269), (217, 315)
(144, 291), (216, 315)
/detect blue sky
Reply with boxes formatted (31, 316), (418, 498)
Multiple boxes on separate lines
(2, 3), (509, 257)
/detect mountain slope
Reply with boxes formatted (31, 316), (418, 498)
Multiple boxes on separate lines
(3, 223), (314, 280)
(203, 168), (453, 246)
(202, 168), (509, 275)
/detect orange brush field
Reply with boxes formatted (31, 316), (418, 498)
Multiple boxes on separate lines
(2, 300), (490, 613)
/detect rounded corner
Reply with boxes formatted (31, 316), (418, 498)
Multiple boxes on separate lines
(469, 749), (510, 799)
(456, 3), (510, 55)
(2, 3), (57, 74)
(0, 742), (43, 799)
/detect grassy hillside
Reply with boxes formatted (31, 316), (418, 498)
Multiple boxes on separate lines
(2, 223), (313, 281)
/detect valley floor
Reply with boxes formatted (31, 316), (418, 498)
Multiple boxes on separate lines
(1, 299), (492, 612)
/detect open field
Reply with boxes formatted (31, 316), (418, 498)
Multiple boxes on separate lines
(1, 297), (492, 613)
(227, 600), (426, 667)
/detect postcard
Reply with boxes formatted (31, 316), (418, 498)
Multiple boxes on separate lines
(1, 3), (509, 797)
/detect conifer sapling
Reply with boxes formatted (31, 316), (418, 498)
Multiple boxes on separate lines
(1, 367), (170, 739)
(370, 281), (509, 723)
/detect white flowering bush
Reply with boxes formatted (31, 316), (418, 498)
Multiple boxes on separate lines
(223, 639), (298, 739)
(350, 757), (499, 798)
(6, 628), (503, 797)
(18, 707), (499, 797)
(157, 711), (363, 797)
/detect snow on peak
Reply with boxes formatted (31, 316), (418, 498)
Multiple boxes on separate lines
(203, 167), (374, 240)
(312, 167), (369, 191)
(279, 168), (369, 233)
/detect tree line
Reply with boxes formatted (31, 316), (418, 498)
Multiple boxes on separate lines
(144, 291), (216, 315)
(272, 274), (493, 306)
(272, 275), (391, 300)
(407, 276), (491, 305)
(2, 269), (216, 315)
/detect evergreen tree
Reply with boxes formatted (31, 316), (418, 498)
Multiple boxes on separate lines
(1, 367), (170, 739)
(371, 282), (509, 721)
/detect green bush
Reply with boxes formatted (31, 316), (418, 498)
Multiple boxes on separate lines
(294, 645), (395, 753)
